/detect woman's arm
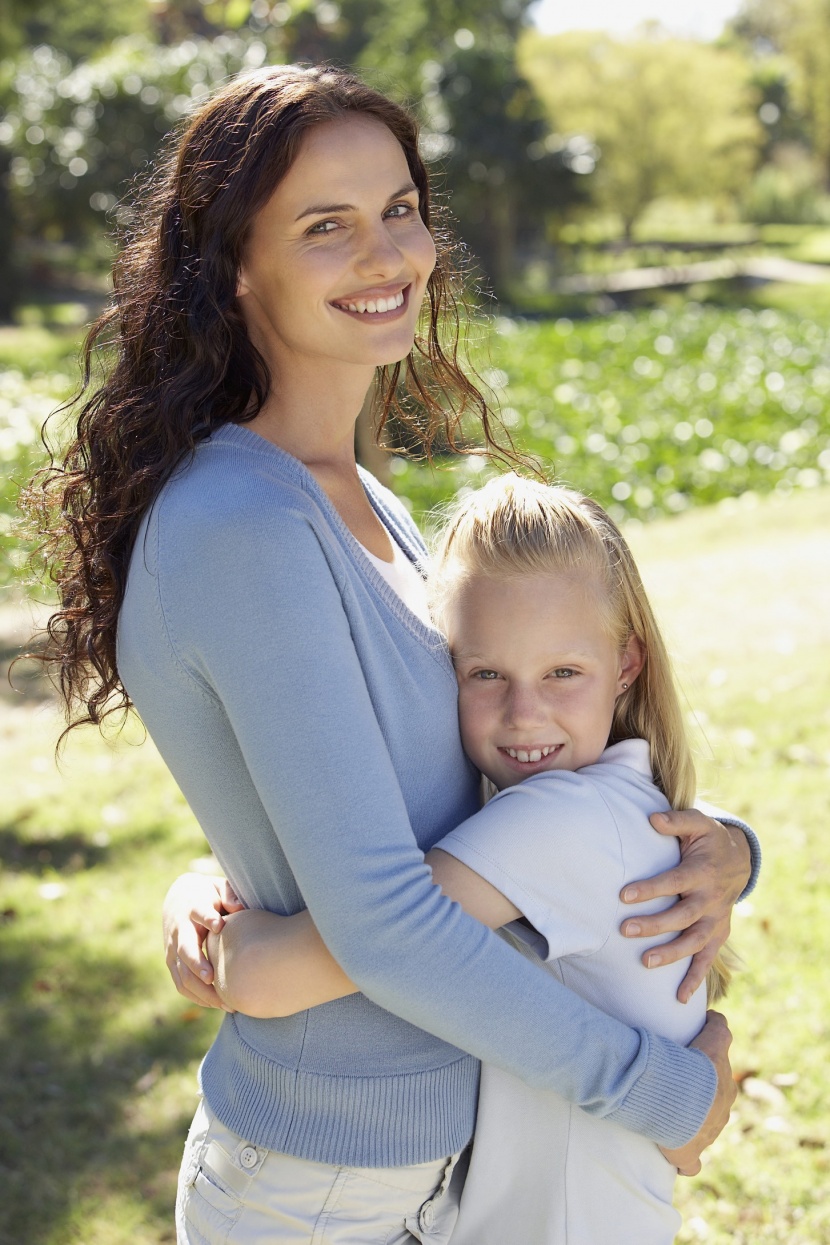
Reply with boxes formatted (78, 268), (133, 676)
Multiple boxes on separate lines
(204, 850), (519, 1017)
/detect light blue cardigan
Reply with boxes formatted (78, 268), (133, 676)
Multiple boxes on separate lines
(117, 423), (756, 1167)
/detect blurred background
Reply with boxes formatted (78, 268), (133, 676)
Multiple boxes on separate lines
(1, 3), (829, 1243)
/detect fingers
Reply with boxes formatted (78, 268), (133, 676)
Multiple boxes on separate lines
(675, 944), (718, 1004)
(620, 862), (685, 906)
(620, 893), (707, 939)
(662, 1011), (736, 1175)
(660, 1147), (702, 1178)
(220, 879), (246, 913)
(166, 949), (229, 1010)
(649, 809), (713, 839)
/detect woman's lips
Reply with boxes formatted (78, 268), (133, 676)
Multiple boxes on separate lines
(331, 285), (410, 320)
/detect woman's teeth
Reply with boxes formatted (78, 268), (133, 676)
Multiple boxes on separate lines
(505, 746), (557, 763)
(338, 291), (405, 314)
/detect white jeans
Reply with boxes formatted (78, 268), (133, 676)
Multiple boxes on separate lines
(175, 1098), (465, 1245)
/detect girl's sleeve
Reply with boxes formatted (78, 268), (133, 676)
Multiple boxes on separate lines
(159, 498), (716, 1150)
(434, 775), (626, 961)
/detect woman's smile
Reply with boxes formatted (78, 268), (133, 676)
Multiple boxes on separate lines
(331, 283), (409, 318)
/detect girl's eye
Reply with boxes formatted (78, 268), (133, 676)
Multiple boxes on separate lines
(474, 669), (501, 681)
(552, 668), (576, 679)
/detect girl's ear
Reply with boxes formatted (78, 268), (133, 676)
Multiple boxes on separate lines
(236, 269), (250, 298)
(618, 634), (645, 694)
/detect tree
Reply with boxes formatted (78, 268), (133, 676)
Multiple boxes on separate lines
(732, 0), (830, 184)
(519, 27), (762, 239)
(427, 42), (591, 295)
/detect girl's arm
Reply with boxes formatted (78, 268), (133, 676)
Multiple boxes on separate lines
(205, 850), (517, 1017)
(172, 808), (753, 1008)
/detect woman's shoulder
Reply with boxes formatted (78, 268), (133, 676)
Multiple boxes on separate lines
(152, 425), (337, 550)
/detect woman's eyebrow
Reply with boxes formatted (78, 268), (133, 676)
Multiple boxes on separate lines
(295, 181), (418, 222)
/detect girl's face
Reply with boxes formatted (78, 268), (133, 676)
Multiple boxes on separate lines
(445, 571), (644, 791)
(236, 114), (437, 376)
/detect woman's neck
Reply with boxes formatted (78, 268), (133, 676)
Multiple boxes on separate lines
(244, 353), (393, 559)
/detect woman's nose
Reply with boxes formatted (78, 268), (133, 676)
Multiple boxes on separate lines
(354, 222), (404, 278)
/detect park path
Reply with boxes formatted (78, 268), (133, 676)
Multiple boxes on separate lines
(555, 255), (830, 295)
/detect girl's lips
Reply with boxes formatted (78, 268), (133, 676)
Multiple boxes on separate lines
(331, 284), (410, 321)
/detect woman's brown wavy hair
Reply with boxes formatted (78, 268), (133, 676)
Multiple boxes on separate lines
(24, 62), (509, 740)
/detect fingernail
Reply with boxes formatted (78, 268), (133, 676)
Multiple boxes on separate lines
(624, 921), (641, 936)
(622, 887), (639, 902)
(200, 968), (211, 980)
(647, 952), (662, 968)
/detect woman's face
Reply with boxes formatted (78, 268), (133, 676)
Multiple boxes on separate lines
(236, 114), (437, 375)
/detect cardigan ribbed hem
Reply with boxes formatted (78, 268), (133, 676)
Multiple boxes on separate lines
(199, 1016), (480, 1166)
(608, 1030), (717, 1149)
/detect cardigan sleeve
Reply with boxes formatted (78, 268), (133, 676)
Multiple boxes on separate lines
(154, 491), (717, 1150)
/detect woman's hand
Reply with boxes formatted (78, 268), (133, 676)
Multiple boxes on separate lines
(620, 810), (751, 1002)
(162, 872), (245, 1010)
(660, 1010), (736, 1175)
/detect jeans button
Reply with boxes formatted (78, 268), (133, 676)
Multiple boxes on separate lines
(239, 1145), (259, 1170)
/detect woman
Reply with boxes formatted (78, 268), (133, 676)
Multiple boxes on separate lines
(32, 64), (757, 1242)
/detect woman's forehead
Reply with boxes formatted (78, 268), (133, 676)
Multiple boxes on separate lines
(269, 115), (412, 218)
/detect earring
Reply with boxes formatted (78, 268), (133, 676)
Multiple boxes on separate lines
(621, 682), (629, 690)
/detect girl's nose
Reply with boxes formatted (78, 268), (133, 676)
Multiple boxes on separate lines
(503, 685), (547, 729)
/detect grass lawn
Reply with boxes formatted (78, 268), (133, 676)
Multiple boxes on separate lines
(1, 485), (827, 1243)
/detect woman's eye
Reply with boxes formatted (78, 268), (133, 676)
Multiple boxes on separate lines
(307, 219), (339, 235)
(385, 202), (415, 220)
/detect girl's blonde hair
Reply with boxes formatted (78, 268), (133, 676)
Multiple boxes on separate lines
(431, 474), (732, 1000)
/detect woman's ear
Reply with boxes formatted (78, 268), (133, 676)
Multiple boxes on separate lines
(618, 634), (645, 694)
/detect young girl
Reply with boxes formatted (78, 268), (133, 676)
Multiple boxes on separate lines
(205, 473), (733, 1245)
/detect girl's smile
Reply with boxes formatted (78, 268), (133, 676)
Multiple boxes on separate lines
(446, 571), (644, 791)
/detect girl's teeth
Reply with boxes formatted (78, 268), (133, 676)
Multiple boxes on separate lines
(506, 746), (554, 762)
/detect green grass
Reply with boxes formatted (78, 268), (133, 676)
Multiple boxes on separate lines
(1, 486), (828, 1242)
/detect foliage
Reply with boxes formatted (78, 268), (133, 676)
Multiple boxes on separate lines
(421, 41), (591, 295)
(389, 300), (830, 528)
(4, 297), (830, 590)
(1, 486), (828, 1241)
(1, 35), (271, 247)
(742, 145), (830, 224)
(733, 0), (830, 183)
(518, 28), (763, 239)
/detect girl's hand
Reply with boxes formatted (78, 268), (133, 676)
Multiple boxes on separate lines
(162, 872), (245, 1010)
(620, 810), (751, 1002)
(660, 1010), (736, 1175)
